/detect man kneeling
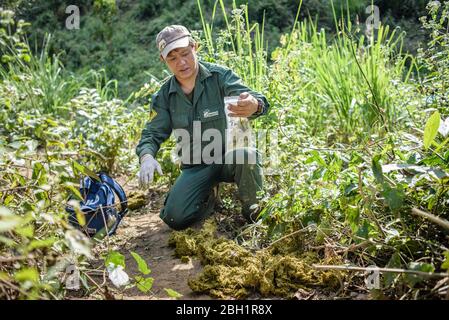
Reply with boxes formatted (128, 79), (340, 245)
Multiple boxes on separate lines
(136, 25), (269, 230)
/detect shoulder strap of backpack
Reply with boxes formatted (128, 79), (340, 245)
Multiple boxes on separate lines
(98, 172), (128, 216)
(98, 172), (129, 237)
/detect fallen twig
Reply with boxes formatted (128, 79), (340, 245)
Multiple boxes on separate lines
(335, 240), (375, 254)
(0, 185), (30, 193)
(264, 225), (314, 250)
(411, 208), (449, 231)
(0, 256), (28, 263)
(0, 278), (47, 299)
(313, 264), (449, 278)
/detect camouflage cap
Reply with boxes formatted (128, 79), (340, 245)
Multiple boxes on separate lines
(156, 25), (192, 59)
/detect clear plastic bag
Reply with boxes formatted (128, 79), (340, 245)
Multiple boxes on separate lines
(224, 96), (254, 154)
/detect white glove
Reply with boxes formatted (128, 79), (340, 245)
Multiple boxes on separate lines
(139, 154), (163, 187)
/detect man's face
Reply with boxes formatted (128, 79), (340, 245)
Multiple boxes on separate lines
(164, 45), (198, 81)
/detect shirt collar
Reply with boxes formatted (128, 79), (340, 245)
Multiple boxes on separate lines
(168, 61), (212, 94)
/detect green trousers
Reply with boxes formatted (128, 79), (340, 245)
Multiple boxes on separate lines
(160, 148), (263, 230)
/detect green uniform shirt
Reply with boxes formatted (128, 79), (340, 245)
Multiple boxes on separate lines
(136, 61), (269, 166)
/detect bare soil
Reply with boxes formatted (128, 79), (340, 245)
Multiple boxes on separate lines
(88, 183), (212, 300)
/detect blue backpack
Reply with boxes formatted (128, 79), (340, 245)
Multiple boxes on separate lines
(66, 172), (128, 238)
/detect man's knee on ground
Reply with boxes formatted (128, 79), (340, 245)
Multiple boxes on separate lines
(160, 201), (198, 231)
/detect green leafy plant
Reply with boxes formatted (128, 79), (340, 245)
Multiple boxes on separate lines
(103, 250), (180, 298)
(418, 1), (449, 115)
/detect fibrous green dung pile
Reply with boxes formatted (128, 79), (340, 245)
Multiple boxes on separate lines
(168, 220), (343, 299)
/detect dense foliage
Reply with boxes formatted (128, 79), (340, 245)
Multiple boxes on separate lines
(4, 0), (430, 97)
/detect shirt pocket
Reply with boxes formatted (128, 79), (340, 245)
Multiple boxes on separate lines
(199, 105), (225, 125)
(170, 107), (191, 129)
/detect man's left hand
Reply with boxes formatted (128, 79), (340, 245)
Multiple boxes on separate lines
(227, 92), (258, 117)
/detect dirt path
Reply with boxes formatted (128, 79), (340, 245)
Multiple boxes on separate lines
(77, 182), (345, 301)
(90, 184), (211, 300)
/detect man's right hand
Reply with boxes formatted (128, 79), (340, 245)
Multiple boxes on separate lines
(139, 154), (163, 188)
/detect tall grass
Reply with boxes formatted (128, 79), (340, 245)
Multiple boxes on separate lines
(1, 34), (79, 114)
(269, 14), (417, 138)
(1, 33), (119, 116)
(196, 0), (268, 91)
(312, 24), (413, 132)
(196, 0), (417, 137)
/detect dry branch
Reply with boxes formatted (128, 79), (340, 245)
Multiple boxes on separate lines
(411, 208), (449, 231)
(313, 264), (449, 278)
